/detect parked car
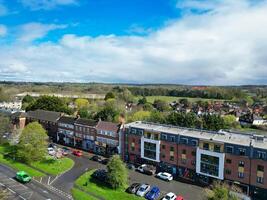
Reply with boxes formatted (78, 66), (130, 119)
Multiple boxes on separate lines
(73, 150), (83, 157)
(91, 155), (102, 162)
(127, 163), (135, 170)
(48, 143), (57, 149)
(15, 171), (31, 183)
(126, 183), (141, 194)
(92, 169), (108, 182)
(156, 172), (173, 181)
(162, 192), (177, 200)
(136, 183), (150, 197)
(176, 196), (184, 200)
(101, 158), (110, 165)
(47, 147), (56, 156)
(145, 186), (160, 200)
(136, 164), (156, 175)
(61, 148), (70, 156)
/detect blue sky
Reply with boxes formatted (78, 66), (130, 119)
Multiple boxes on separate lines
(0, 0), (267, 85)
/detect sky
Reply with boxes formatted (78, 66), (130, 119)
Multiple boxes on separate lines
(0, 0), (267, 85)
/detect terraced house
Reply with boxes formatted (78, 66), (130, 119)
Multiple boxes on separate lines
(122, 121), (267, 200)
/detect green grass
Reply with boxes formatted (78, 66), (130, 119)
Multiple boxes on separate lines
(135, 95), (226, 103)
(71, 188), (99, 200)
(75, 170), (142, 200)
(31, 157), (74, 175)
(0, 154), (45, 177)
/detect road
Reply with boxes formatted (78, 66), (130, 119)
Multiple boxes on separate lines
(0, 164), (72, 200)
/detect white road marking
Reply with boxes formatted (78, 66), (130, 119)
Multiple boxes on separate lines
(47, 176), (51, 185)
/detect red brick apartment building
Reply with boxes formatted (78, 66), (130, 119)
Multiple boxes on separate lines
(122, 121), (267, 200)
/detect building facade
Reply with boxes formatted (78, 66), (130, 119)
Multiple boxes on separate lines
(122, 121), (267, 200)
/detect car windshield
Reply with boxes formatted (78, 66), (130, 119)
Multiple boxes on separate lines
(165, 196), (171, 200)
(22, 175), (29, 178)
(140, 186), (146, 191)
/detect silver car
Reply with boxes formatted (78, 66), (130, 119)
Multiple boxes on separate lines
(136, 183), (150, 197)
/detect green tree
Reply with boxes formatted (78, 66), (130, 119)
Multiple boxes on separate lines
(95, 101), (119, 122)
(202, 114), (226, 131)
(22, 95), (35, 110)
(26, 95), (72, 114)
(107, 155), (128, 189)
(204, 181), (238, 200)
(143, 103), (154, 111)
(223, 115), (240, 129)
(121, 89), (134, 103)
(130, 111), (151, 122)
(78, 107), (89, 118)
(153, 99), (170, 111)
(105, 92), (116, 101)
(16, 122), (48, 164)
(138, 97), (147, 105)
(149, 111), (166, 124)
(75, 98), (89, 109)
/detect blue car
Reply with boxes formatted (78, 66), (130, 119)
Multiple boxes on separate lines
(145, 186), (160, 200)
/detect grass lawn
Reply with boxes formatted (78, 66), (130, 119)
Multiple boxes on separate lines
(75, 170), (142, 200)
(71, 188), (99, 200)
(0, 154), (45, 177)
(31, 157), (74, 175)
(135, 95), (226, 103)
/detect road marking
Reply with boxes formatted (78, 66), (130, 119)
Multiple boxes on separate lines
(7, 187), (16, 194)
(40, 177), (43, 183)
(48, 176), (51, 185)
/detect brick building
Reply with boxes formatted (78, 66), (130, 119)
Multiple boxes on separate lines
(122, 121), (267, 200)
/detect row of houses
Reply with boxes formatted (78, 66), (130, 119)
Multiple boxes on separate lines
(11, 109), (267, 199)
(11, 109), (122, 156)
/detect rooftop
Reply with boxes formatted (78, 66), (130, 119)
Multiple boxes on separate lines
(27, 109), (62, 123)
(125, 121), (267, 149)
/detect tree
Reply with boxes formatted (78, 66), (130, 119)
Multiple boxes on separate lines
(0, 113), (10, 144)
(149, 111), (166, 124)
(179, 98), (191, 107)
(143, 103), (154, 111)
(78, 107), (90, 118)
(22, 95), (35, 110)
(121, 89), (134, 103)
(107, 155), (128, 189)
(138, 97), (147, 105)
(153, 99), (170, 111)
(204, 181), (238, 200)
(105, 92), (116, 101)
(26, 95), (72, 114)
(223, 115), (240, 129)
(16, 122), (48, 163)
(75, 98), (89, 109)
(94, 101), (119, 122)
(130, 111), (151, 122)
(202, 114), (226, 131)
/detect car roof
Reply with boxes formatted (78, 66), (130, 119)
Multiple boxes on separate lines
(17, 171), (28, 175)
(151, 186), (160, 191)
(167, 192), (175, 196)
(176, 196), (184, 200)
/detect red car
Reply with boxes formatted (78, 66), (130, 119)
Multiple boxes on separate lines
(176, 196), (184, 200)
(73, 150), (83, 157)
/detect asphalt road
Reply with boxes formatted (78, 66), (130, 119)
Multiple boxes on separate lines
(0, 164), (71, 200)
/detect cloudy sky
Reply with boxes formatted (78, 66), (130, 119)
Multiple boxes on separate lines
(0, 0), (267, 85)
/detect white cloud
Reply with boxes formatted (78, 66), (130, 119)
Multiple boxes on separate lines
(20, 0), (78, 10)
(0, 0), (267, 84)
(0, 24), (7, 36)
(17, 22), (67, 43)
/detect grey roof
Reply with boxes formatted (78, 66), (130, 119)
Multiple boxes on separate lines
(75, 118), (98, 127)
(58, 116), (76, 124)
(26, 109), (61, 123)
(125, 121), (267, 149)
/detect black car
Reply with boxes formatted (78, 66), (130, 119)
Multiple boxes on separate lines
(91, 155), (102, 162)
(127, 163), (135, 170)
(126, 183), (141, 194)
(92, 169), (108, 182)
(101, 158), (110, 165)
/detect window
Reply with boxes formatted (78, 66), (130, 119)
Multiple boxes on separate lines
(257, 151), (266, 160)
(131, 129), (136, 134)
(214, 145), (221, 153)
(162, 134), (167, 140)
(257, 177), (264, 184)
(257, 165), (264, 172)
(225, 169), (231, 175)
(191, 151), (196, 156)
(170, 156), (174, 161)
(239, 148), (246, 156)
(170, 146), (174, 152)
(191, 140), (198, 146)
(161, 154), (165, 158)
(154, 133), (159, 140)
(239, 161), (245, 167)
(180, 138), (188, 144)
(226, 146), (233, 154)
(238, 172), (244, 178)
(203, 143), (209, 150)
(226, 159), (232, 164)
(170, 136), (175, 142)
(182, 149), (186, 154)
(131, 146), (135, 151)
(162, 145), (165, 150)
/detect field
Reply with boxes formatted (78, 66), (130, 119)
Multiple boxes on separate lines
(135, 95), (226, 103)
